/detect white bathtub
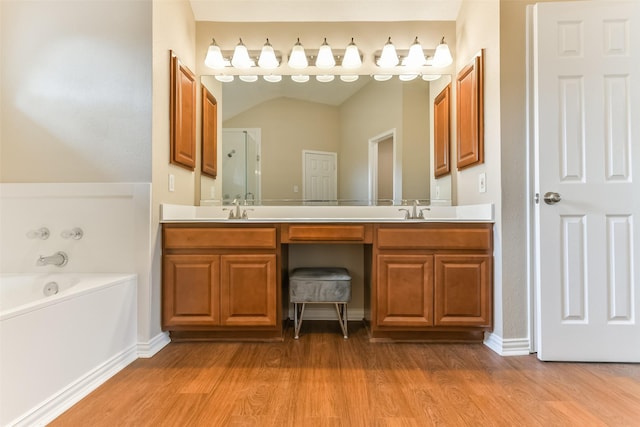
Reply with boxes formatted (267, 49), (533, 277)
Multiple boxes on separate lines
(0, 273), (138, 427)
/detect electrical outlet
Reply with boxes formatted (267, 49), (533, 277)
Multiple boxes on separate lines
(435, 184), (440, 199)
(210, 186), (216, 198)
(293, 185), (299, 193)
(478, 172), (486, 193)
(169, 174), (175, 192)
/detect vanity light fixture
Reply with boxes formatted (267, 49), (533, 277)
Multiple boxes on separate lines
(258, 38), (280, 69)
(315, 38), (336, 69)
(291, 74), (310, 83)
(239, 75), (258, 82)
(342, 38), (362, 69)
(288, 38), (309, 69)
(263, 74), (282, 82)
(432, 36), (453, 68)
(204, 38), (228, 69)
(377, 37), (399, 68)
(231, 38), (253, 69)
(404, 36), (427, 68)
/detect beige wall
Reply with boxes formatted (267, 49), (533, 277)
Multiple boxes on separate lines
(0, 0), (152, 183)
(223, 97), (340, 200)
(456, 0), (506, 339)
(150, 0), (196, 338)
(402, 80), (430, 200)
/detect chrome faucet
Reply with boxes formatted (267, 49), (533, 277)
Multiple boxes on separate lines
(224, 199), (242, 219)
(37, 251), (68, 267)
(399, 200), (430, 220)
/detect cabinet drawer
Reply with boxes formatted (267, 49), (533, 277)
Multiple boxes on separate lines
(377, 226), (491, 250)
(282, 224), (372, 243)
(164, 227), (277, 249)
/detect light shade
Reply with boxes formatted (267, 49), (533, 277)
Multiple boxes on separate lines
(288, 38), (308, 69)
(231, 38), (253, 69)
(315, 38), (335, 69)
(342, 38), (362, 69)
(291, 74), (309, 83)
(422, 74), (442, 81)
(405, 36), (427, 68)
(214, 75), (234, 82)
(373, 74), (393, 81)
(204, 38), (226, 69)
(432, 36), (453, 68)
(378, 36), (399, 68)
(258, 38), (279, 69)
(263, 75), (282, 83)
(239, 75), (258, 82)
(316, 74), (335, 82)
(398, 74), (418, 81)
(340, 75), (359, 82)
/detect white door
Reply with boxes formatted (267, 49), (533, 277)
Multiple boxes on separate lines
(534, 1), (640, 361)
(303, 150), (337, 201)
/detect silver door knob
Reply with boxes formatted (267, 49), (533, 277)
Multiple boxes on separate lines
(543, 192), (561, 205)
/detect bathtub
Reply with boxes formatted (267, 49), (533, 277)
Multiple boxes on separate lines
(0, 273), (137, 427)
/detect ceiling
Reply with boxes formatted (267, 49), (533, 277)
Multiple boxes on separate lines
(189, 0), (462, 22)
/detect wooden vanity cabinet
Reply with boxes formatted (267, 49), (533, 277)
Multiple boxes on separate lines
(371, 223), (493, 341)
(162, 224), (282, 341)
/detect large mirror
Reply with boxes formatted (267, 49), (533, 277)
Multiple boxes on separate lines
(201, 74), (452, 205)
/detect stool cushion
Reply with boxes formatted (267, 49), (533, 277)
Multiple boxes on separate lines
(290, 267), (351, 303)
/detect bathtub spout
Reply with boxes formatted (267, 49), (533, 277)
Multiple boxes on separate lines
(37, 251), (68, 267)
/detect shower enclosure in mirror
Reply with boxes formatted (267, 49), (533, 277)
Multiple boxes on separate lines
(222, 129), (261, 204)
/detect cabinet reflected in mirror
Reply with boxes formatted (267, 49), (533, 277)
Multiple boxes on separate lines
(201, 74), (452, 205)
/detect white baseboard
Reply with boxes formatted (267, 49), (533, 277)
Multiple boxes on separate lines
(137, 332), (171, 358)
(14, 345), (138, 427)
(484, 333), (532, 356)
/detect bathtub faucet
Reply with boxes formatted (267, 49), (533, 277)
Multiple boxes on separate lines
(37, 251), (68, 267)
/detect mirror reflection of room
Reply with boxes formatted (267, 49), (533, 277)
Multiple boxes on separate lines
(202, 75), (452, 205)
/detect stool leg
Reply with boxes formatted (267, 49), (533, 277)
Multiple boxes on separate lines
(294, 303), (306, 339)
(334, 303), (348, 339)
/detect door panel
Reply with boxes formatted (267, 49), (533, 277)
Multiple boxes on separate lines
(534, 1), (640, 361)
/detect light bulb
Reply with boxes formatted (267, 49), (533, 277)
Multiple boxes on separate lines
(288, 38), (308, 69)
(258, 38), (279, 69)
(378, 36), (399, 68)
(432, 36), (453, 68)
(315, 38), (335, 69)
(231, 38), (253, 69)
(204, 38), (226, 69)
(342, 38), (362, 69)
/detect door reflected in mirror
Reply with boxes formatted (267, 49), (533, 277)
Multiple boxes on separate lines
(201, 74), (452, 205)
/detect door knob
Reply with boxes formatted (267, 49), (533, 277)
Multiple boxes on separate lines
(543, 191), (561, 205)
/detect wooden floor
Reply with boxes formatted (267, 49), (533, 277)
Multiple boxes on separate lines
(51, 322), (640, 426)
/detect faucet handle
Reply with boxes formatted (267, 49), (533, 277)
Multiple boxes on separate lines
(241, 208), (254, 220)
(27, 227), (50, 240)
(418, 207), (431, 219)
(398, 208), (410, 220)
(61, 227), (84, 240)
(223, 208), (236, 219)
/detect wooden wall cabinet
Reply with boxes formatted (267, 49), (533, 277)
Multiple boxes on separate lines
(456, 50), (485, 170)
(169, 51), (196, 170)
(201, 86), (217, 178)
(433, 84), (451, 178)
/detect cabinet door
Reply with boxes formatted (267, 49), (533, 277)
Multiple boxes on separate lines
(377, 255), (434, 327)
(220, 254), (278, 327)
(434, 255), (492, 327)
(163, 254), (220, 328)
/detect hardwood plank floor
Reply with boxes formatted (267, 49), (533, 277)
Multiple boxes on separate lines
(50, 322), (640, 426)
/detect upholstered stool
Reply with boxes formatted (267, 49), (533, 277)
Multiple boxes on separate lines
(289, 267), (351, 339)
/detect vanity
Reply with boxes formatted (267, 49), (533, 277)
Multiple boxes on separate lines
(161, 204), (494, 343)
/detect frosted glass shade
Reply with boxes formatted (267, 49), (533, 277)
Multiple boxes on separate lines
(204, 39), (226, 69)
(288, 39), (308, 69)
(258, 39), (279, 69)
(342, 38), (362, 69)
(378, 37), (399, 68)
(432, 37), (453, 68)
(315, 38), (335, 68)
(405, 37), (427, 68)
(231, 39), (252, 69)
